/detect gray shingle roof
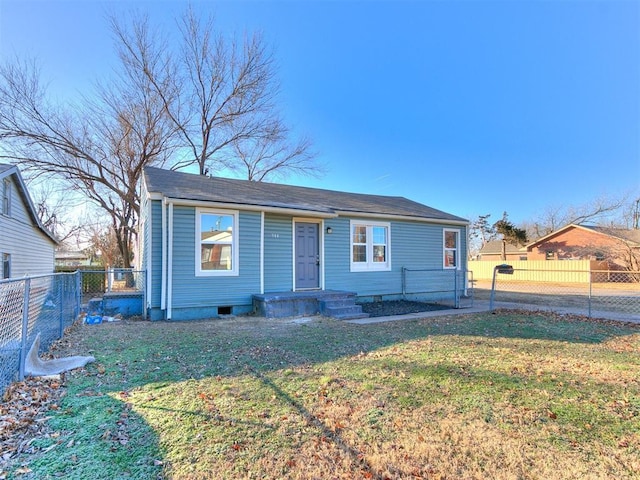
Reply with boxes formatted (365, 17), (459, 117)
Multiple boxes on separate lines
(479, 240), (525, 255)
(144, 167), (467, 223)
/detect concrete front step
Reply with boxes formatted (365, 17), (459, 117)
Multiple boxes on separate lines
(319, 298), (370, 321)
(253, 290), (369, 319)
(329, 311), (371, 320)
(252, 292), (480, 321)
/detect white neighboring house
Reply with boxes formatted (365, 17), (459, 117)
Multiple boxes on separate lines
(0, 164), (58, 279)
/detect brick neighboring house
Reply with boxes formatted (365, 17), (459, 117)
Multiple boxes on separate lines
(526, 224), (640, 271)
(477, 240), (527, 261)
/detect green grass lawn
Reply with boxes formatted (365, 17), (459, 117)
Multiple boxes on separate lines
(9, 311), (640, 479)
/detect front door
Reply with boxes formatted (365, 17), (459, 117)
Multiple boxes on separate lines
(295, 222), (320, 289)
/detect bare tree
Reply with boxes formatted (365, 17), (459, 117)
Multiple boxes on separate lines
(29, 180), (86, 244)
(228, 125), (320, 181)
(1, 6), (317, 268)
(468, 214), (497, 258)
(0, 49), (178, 267)
(524, 195), (627, 240)
(111, 8), (318, 178)
(620, 196), (640, 230)
(85, 222), (126, 268)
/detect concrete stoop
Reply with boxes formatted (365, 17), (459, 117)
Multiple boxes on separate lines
(253, 290), (370, 320)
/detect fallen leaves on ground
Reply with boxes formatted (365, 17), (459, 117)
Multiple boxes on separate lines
(0, 376), (66, 476)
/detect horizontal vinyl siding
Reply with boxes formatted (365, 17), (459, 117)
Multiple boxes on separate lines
(0, 176), (55, 277)
(263, 215), (293, 292)
(170, 207), (261, 311)
(326, 217), (400, 296)
(325, 217), (467, 297)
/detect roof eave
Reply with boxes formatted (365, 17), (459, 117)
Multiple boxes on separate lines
(1, 165), (58, 244)
(162, 196), (338, 219)
(153, 195), (468, 225)
(334, 210), (468, 225)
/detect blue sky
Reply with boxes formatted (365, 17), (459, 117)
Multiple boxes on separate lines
(1, 0), (638, 225)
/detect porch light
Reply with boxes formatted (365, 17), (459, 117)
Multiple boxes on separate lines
(326, 227), (333, 234)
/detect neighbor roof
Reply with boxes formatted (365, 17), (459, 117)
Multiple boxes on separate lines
(479, 240), (525, 255)
(143, 167), (467, 224)
(581, 225), (640, 245)
(526, 223), (640, 248)
(0, 164), (58, 244)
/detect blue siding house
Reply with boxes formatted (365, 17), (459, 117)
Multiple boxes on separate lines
(0, 164), (57, 279)
(140, 167), (468, 320)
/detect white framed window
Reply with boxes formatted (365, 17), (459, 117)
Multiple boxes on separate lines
(350, 221), (391, 271)
(2, 179), (10, 216)
(2, 253), (10, 279)
(195, 208), (239, 276)
(443, 229), (460, 269)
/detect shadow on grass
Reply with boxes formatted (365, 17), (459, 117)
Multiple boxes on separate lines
(250, 368), (385, 479)
(17, 311), (640, 479)
(24, 387), (163, 479)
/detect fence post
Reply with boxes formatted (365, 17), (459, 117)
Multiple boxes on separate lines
(18, 278), (31, 381)
(58, 277), (65, 338)
(489, 266), (498, 312)
(588, 271), (592, 318)
(76, 271), (82, 318)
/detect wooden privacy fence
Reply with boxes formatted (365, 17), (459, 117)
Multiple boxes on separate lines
(468, 260), (594, 283)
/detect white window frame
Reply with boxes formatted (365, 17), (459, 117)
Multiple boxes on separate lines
(443, 228), (460, 269)
(350, 220), (391, 272)
(2, 253), (10, 279)
(195, 208), (239, 277)
(2, 179), (10, 216)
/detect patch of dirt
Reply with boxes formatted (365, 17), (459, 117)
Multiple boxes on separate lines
(358, 300), (450, 318)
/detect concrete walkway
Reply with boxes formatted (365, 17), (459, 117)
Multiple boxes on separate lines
(347, 300), (640, 325)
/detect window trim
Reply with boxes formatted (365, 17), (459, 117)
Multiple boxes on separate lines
(2, 253), (10, 279)
(443, 228), (460, 270)
(195, 208), (239, 277)
(2, 179), (11, 217)
(350, 220), (391, 272)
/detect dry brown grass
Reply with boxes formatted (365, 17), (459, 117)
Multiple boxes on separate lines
(7, 312), (640, 479)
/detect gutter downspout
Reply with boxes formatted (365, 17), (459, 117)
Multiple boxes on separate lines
(160, 198), (167, 312)
(167, 201), (174, 320)
(260, 212), (265, 294)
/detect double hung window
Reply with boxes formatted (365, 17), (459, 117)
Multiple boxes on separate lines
(196, 209), (238, 276)
(2, 180), (10, 216)
(350, 221), (390, 271)
(2, 253), (10, 279)
(443, 229), (459, 269)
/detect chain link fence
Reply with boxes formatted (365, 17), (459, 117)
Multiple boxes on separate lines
(478, 267), (639, 320)
(0, 269), (146, 396)
(0, 273), (80, 396)
(79, 269), (146, 304)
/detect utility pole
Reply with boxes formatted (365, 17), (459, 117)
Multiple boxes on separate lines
(633, 198), (640, 230)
